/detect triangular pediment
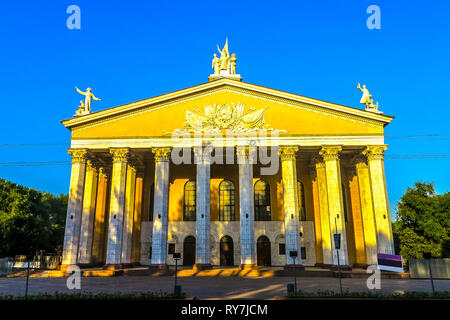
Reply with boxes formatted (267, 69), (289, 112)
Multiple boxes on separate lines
(63, 78), (393, 139)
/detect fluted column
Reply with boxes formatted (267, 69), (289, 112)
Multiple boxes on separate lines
(319, 146), (349, 267)
(194, 147), (212, 269)
(237, 146), (256, 268)
(352, 154), (378, 265)
(364, 145), (394, 254)
(344, 163), (366, 265)
(105, 148), (129, 266)
(280, 146), (303, 267)
(121, 161), (137, 264)
(150, 147), (171, 268)
(77, 158), (99, 265)
(92, 167), (111, 265)
(61, 149), (88, 267)
(131, 166), (144, 263)
(311, 155), (333, 265)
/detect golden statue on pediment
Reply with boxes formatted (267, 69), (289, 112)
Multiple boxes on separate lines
(212, 38), (237, 75)
(358, 83), (382, 114)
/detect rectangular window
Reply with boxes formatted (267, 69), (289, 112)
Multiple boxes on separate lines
(301, 247), (306, 260)
(279, 243), (286, 255)
(168, 243), (175, 255)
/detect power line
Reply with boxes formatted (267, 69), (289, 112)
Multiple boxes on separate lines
(385, 155), (450, 159)
(0, 143), (68, 146)
(385, 134), (450, 140)
(0, 161), (71, 167)
(1, 155), (450, 168)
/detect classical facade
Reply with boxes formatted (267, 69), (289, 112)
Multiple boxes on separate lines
(61, 46), (395, 271)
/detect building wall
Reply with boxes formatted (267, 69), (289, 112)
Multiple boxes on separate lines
(137, 156), (364, 267)
(140, 220), (316, 266)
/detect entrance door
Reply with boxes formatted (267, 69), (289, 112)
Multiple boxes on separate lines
(220, 236), (234, 266)
(183, 236), (196, 266)
(257, 235), (271, 266)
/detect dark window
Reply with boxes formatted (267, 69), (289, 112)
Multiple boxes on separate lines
(183, 180), (196, 221)
(279, 243), (286, 255)
(149, 183), (154, 221)
(168, 243), (175, 255)
(219, 180), (235, 221)
(301, 247), (306, 260)
(148, 246), (152, 259)
(341, 183), (348, 222)
(298, 180), (307, 221)
(254, 179), (271, 221)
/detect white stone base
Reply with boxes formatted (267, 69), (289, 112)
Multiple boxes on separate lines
(208, 74), (242, 82)
(140, 220), (316, 266)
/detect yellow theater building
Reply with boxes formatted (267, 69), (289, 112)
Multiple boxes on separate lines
(60, 41), (395, 271)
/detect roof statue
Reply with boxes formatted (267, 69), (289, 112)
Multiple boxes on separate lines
(357, 83), (382, 114)
(209, 39), (242, 82)
(74, 87), (101, 116)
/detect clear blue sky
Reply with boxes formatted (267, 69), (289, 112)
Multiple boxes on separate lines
(0, 0), (449, 218)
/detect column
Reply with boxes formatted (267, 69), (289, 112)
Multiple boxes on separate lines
(150, 147), (171, 268)
(345, 163), (366, 266)
(237, 146), (256, 268)
(131, 166), (144, 263)
(319, 146), (349, 267)
(61, 149), (88, 268)
(352, 154), (378, 265)
(121, 161), (137, 264)
(309, 160), (323, 264)
(92, 167), (111, 265)
(280, 146), (303, 268)
(77, 158), (99, 265)
(311, 155), (333, 265)
(105, 148), (129, 266)
(364, 145), (394, 254)
(194, 147), (212, 269)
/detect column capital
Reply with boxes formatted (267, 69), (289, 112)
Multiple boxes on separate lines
(152, 147), (172, 161)
(310, 154), (325, 168)
(98, 167), (112, 179)
(236, 145), (257, 163)
(279, 146), (298, 161)
(363, 145), (387, 161)
(86, 156), (103, 172)
(135, 166), (145, 178)
(319, 145), (342, 161)
(194, 145), (213, 164)
(351, 154), (369, 169)
(68, 148), (89, 163)
(109, 148), (130, 162)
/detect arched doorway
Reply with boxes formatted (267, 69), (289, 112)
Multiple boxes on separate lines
(257, 235), (271, 266)
(220, 236), (234, 266)
(183, 236), (196, 266)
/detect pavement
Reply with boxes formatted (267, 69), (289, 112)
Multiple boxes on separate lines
(0, 276), (448, 299)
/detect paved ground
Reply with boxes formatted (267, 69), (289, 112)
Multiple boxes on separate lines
(0, 276), (448, 299)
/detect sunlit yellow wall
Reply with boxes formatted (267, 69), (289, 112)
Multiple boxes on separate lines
(71, 90), (384, 139)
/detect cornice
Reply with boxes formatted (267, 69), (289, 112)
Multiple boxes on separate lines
(62, 79), (393, 132)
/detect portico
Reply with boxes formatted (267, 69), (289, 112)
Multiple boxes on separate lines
(61, 44), (395, 271)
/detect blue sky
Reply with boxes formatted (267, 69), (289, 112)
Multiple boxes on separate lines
(0, 0), (449, 218)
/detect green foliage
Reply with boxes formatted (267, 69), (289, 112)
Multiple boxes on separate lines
(392, 182), (450, 259)
(287, 289), (450, 299)
(0, 291), (186, 300)
(0, 178), (68, 257)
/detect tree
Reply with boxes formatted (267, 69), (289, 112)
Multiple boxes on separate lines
(393, 182), (450, 259)
(0, 178), (68, 258)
